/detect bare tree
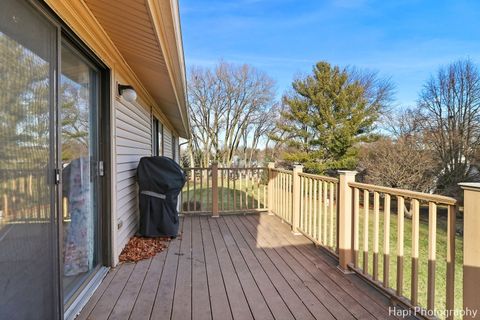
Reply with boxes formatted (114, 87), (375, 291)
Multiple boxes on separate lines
(358, 137), (437, 193)
(187, 62), (276, 167)
(418, 59), (480, 196)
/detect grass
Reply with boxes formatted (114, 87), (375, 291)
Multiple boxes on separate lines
(181, 177), (267, 212)
(356, 204), (463, 319)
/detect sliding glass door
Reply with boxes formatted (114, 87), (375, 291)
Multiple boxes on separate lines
(60, 41), (102, 306)
(1, 1), (106, 318)
(0, 0), (58, 319)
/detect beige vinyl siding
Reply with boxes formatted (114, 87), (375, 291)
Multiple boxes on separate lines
(114, 98), (152, 257)
(163, 126), (173, 158)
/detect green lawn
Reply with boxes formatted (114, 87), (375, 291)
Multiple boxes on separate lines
(181, 177), (267, 213)
(355, 204), (463, 319)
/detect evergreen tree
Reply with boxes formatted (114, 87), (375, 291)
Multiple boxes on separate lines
(275, 61), (392, 173)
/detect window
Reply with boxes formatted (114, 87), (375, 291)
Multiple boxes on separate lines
(152, 117), (163, 156)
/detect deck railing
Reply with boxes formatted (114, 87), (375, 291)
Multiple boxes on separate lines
(269, 168), (293, 224)
(348, 182), (457, 316)
(181, 164), (268, 216)
(0, 169), (53, 225)
(182, 163), (480, 319)
(297, 172), (339, 252)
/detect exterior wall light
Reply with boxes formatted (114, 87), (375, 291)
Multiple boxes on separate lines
(118, 84), (137, 103)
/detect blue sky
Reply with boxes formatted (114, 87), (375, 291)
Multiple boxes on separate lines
(179, 0), (480, 108)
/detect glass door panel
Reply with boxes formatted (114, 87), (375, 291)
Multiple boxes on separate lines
(0, 0), (57, 319)
(60, 42), (100, 304)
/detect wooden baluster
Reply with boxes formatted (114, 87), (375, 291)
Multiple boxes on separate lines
(257, 170), (260, 210)
(283, 173), (287, 219)
(3, 193), (8, 221)
(363, 190), (370, 274)
(193, 169), (197, 211)
(353, 188), (360, 268)
(397, 196), (405, 296)
(282, 173), (285, 218)
(411, 199), (420, 306)
(206, 169), (209, 211)
(306, 177), (309, 232)
(373, 191), (380, 281)
(227, 169), (231, 211)
(287, 175), (293, 223)
(246, 169), (249, 210)
(252, 169), (256, 210)
(274, 171), (277, 214)
(186, 170), (190, 212)
(300, 176), (304, 230)
(313, 178), (318, 240)
(28, 174), (33, 196)
(280, 173), (283, 217)
(299, 177), (304, 230)
(309, 178), (313, 236)
(427, 201), (437, 311)
(246, 169), (250, 210)
(211, 164), (219, 217)
(220, 169), (224, 211)
(63, 197), (69, 221)
(276, 172), (280, 217)
(263, 184), (267, 210)
(244, 169), (250, 210)
(317, 180), (322, 242)
(446, 204), (456, 319)
(329, 182), (334, 248)
(232, 170), (236, 211)
(306, 177), (310, 232)
(200, 169), (204, 212)
(239, 170), (243, 210)
(383, 194), (391, 288)
(322, 181), (328, 245)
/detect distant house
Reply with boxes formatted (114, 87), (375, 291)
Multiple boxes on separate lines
(0, 0), (189, 319)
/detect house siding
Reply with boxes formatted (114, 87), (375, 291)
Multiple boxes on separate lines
(114, 98), (152, 258)
(163, 126), (173, 158)
(113, 97), (181, 260)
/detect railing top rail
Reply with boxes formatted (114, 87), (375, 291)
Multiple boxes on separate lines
(349, 181), (457, 205)
(270, 168), (293, 174)
(182, 166), (267, 170)
(218, 167), (268, 170)
(298, 172), (339, 183)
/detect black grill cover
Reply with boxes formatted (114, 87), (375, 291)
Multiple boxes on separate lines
(137, 156), (186, 237)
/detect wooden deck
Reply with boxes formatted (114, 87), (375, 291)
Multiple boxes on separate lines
(77, 214), (400, 320)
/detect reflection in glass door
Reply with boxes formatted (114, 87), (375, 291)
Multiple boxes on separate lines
(0, 0), (58, 319)
(60, 42), (101, 305)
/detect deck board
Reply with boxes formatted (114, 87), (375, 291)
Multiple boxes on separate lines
(77, 214), (395, 320)
(200, 216), (233, 320)
(171, 215), (192, 320)
(254, 215), (396, 319)
(191, 216), (212, 320)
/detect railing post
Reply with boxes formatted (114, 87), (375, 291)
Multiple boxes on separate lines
(460, 183), (480, 319)
(291, 165), (303, 235)
(267, 162), (275, 215)
(337, 170), (357, 272)
(211, 163), (219, 218)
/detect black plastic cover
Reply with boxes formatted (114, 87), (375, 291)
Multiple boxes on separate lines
(136, 156), (186, 237)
